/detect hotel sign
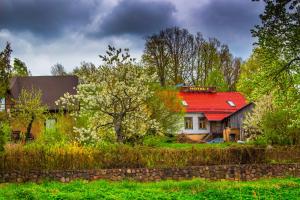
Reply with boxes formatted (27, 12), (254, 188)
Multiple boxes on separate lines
(180, 86), (216, 93)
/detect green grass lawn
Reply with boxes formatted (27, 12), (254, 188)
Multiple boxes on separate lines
(1, 178), (300, 200)
(155, 142), (238, 149)
(143, 136), (248, 149)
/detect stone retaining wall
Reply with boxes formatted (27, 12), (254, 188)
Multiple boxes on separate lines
(1, 163), (300, 183)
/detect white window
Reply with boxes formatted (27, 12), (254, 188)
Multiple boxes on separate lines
(184, 117), (193, 129)
(0, 98), (5, 111)
(198, 117), (207, 129)
(182, 100), (188, 106)
(227, 100), (236, 107)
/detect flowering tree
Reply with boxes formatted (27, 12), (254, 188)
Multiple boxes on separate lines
(57, 47), (179, 144)
(11, 88), (47, 140)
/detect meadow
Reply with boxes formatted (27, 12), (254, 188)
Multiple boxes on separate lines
(1, 178), (300, 200)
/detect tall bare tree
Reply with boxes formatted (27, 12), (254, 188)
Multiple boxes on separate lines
(51, 63), (67, 76)
(219, 45), (241, 91)
(143, 27), (241, 90)
(143, 33), (170, 86)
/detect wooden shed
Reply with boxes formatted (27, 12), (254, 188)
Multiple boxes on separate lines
(223, 103), (254, 141)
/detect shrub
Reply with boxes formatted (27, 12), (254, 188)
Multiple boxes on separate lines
(0, 121), (11, 151)
(35, 128), (68, 146)
(261, 109), (300, 145)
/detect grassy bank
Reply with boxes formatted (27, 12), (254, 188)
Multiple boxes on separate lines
(1, 178), (300, 199)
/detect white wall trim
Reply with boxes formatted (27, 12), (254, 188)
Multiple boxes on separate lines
(179, 113), (210, 134)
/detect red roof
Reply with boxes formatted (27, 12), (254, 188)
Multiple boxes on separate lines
(179, 91), (247, 121)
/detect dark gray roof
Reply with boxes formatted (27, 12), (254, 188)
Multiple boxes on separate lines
(9, 76), (78, 110)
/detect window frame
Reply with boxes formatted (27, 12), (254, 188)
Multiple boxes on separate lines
(184, 117), (193, 130)
(198, 117), (207, 129)
(227, 100), (236, 107)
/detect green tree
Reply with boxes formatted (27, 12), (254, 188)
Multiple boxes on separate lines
(51, 63), (67, 76)
(12, 58), (30, 76)
(239, 0), (300, 144)
(146, 86), (184, 137)
(11, 88), (47, 140)
(0, 42), (12, 98)
(0, 121), (11, 151)
(72, 62), (97, 82)
(206, 68), (229, 92)
(57, 47), (182, 144)
(143, 27), (241, 89)
(252, 0), (299, 77)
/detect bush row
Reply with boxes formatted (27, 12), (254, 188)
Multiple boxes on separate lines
(1, 145), (300, 171)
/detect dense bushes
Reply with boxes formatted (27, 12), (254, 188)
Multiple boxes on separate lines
(0, 121), (11, 151)
(1, 145), (299, 171)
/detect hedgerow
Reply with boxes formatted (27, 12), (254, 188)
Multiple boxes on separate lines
(1, 145), (299, 171)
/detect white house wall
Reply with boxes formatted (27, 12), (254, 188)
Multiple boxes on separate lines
(179, 113), (210, 134)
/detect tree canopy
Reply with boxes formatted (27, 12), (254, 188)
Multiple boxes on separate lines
(51, 63), (67, 76)
(0, 43), (12, 98)
(57, 46), (183, 144)
(143, 27), (241, 91)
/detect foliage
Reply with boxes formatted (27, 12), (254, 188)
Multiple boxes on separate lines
(72, 62), (97, 82)
(252, 0), (299, 75)
(1, 144), (300, 171)
(0, 42), (12, 98)
(0, 121), (11, 151)
(261, 108), (300, 145)
(206, 68), (229, 92)
(35, 127), (68, 146)
(237, 49), (263, 99)
(10, 88), (47, 140)
(12, 58), (30, 76)
(237, 0), (300, 145)
(51, 63), (67, 76)
(146, 87), (184, 137)
(54, 113), (76, 141)
(57, 46), (182, 144)
(35, 114), (74, 146)
(243, 94), (275, 139)
(1, 178), (300, 200)
(143, 27), (240, 90)
(244, 92), (300, 145)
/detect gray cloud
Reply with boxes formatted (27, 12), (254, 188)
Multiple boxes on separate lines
(0, 0), (266, 75)
(0, 0), (98, 38)
(92, 0), (178, 37)
(189, 0), (264, 58)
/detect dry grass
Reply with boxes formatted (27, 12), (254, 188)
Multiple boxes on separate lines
(0, 144), (299, 171)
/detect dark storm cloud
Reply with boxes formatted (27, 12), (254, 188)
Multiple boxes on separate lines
(190, 0), (264, 57)
(0, 0), (98, 38)
(92, 0), (178, 37)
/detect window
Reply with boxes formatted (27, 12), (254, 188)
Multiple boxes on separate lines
(198, 117), (206, 129)
(0, 98), (5, 111)
(227, 100), (236, 107)
(184, 117), (193, 129)
(182, 100), (188, 106)
(45, 119), (56, 130)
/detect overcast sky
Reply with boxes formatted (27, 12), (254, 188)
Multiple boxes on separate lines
(0, 0), (264, 75)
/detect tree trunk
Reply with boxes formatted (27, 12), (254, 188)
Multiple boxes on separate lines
(26, 115), (34, 140)
(114, 119), (123, 143)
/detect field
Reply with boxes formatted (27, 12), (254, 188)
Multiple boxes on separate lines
(1, 178), (300, 200)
